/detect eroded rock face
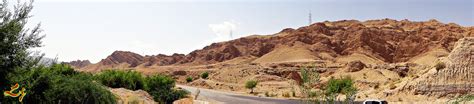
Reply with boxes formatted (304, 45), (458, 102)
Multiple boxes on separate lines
(441, 37), (474, 83)
(287, 71), (303, 85)
(143, 53), (185, 66)
(414, 37), (474, 96)
(66, 60), (91, 68)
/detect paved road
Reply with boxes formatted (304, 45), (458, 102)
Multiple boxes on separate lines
(177, 85), (301, 104)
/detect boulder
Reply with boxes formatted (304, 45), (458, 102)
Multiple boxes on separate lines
(346, 60), (366, 72)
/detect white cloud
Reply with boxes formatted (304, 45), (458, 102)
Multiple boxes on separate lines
(191, 21), (239, 50)
(208, 21), (237, 42)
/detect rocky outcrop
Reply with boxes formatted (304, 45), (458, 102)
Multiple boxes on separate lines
(346, 60), (366, 72)
(66, 60), (91, 68)
(438, 37), (474, 83)
(109, 88), (156, 104)
(388, 64), (409, 77)
(413, 37), (474, 96)
(143, 53), (185, 66)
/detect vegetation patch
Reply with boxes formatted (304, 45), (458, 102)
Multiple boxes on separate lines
(6, 64), (116, 103)
(186, 76), (193, 83)
(95, 70), (146, 90)
(245, 80), (258, 93)
(201, 72), (209, 79)
(145, 75), (188, 103)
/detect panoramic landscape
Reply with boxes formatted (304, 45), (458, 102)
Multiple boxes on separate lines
(1, 0), (473, 104)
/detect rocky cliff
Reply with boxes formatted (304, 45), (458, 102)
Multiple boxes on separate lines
(411, 37), (473, 97)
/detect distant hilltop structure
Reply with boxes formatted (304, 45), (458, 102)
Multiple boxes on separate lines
(308, 10), (312, 25)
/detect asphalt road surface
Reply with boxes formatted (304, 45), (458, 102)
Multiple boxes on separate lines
(177, 85), (301, 104)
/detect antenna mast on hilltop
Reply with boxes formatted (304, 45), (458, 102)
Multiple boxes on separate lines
(308, 9), (312, 26)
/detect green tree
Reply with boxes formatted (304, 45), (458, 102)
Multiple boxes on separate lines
(299, 65), (322, 104)
(245, 80), (258, 93)
(201, 72), (209, 79)
(0, 0), (43, 83)
(0, 0), (44, 101)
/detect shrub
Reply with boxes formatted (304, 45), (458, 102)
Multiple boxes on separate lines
(453, 94), (474, 104)
(325, 76), (357, 103)
(43, 73), (116, 103)
(5, 64), (116, 103)
(245, 80), (258, 93)
(435, 62), (446, 71)
(201, 72), (209, 79)
(145, 75), (188, 104)
(186, 76), (193, 83)
(94, 70), (189, 103)
(94, 70), (146, 90)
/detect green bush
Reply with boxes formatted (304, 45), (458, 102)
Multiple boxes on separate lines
(186, 76), (193, 83)
(325, 76), (357, 102)
(43, 73), (116, 103)
(5, 64), (116, 103)
(145, 75), (188, 104)
(245, 80), (258, 93)
(201, 72), (209, 79)
(94, 70), (146, 90)
(94, 70), (189, 103)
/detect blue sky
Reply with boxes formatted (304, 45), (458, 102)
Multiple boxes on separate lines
(27, 0), (473, 63)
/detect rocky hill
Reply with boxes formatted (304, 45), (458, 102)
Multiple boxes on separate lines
(66, 19), (474, 102)
(99, 51), (144, 67)
(70, 19), (473, 71)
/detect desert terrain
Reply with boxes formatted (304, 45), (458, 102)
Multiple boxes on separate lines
(68, 19), (474, 103)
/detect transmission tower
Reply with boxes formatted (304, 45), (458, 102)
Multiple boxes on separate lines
(309, 10), (312, 25)
(229, 29), (233, 39)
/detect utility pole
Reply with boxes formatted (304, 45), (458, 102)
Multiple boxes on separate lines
(308, 9), (312, 26)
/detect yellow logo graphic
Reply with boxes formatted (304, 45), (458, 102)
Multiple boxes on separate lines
(3, 83), (27, 102)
